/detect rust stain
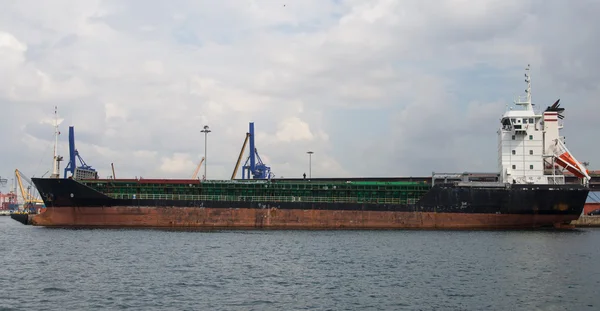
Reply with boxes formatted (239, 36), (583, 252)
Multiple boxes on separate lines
(29, 206), (581, 229)
(554, 203), (569, 211)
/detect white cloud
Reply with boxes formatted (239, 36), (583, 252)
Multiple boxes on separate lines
(274, 117), (314, 143)
(0, 31), (26, 54)
(0, 0), (599, 183)
(105, 102), (128, 120)
(159, 153), (195, 175)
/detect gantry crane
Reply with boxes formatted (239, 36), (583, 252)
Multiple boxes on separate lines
(63, 126), (97, 179)
(0, 176), (17, 211)
(231, 122), (273, 180)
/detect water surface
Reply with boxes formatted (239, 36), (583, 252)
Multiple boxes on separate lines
(1, 217), (599, 310)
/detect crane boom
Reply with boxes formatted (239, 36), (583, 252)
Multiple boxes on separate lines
(192, 157), (205, 179)
(231, 133), (250, 179)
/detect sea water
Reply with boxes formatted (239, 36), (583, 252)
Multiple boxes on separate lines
(1, 217), (599, 310)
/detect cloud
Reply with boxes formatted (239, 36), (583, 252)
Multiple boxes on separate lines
(159, 153), (195, 176)
(274, 117), (314, 142)
(0, 31), (87, 102)
(0, 0), (599, 186)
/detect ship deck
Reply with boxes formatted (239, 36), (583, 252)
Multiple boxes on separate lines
(269, 175), (600, 190)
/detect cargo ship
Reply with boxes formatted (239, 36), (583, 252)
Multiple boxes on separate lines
(15, 65), (592, 229)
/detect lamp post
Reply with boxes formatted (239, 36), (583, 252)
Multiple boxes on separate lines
(201, 125), (211, 180)
(307, 151), (313, 179)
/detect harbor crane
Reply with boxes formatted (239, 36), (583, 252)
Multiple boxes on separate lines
(231, 122), (273, 180)
(15, 169), (44, 213)
(63, 126), (98, 180)
(192, 157), (205, 179)
(0, 176), (17, 211)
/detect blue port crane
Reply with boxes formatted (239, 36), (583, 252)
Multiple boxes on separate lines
(63, 126), (97, 179)
(231, 122), (273, 180)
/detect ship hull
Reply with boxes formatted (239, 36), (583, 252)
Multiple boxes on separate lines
(22, 178), (590, 229)
(29, 205), (582, 229)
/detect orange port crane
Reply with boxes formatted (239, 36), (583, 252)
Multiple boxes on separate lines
(14, 169), (44, 205)
(192, 157), (205, 179)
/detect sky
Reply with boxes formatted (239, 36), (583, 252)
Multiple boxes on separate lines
(1, 0), (599, 186)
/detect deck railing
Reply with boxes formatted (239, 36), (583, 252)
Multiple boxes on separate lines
(106, 193), (419, 205)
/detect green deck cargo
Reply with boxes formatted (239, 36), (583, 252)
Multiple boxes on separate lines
(81, 179), (432, 205)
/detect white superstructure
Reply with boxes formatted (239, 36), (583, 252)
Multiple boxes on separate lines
(497, 65), (590, 185)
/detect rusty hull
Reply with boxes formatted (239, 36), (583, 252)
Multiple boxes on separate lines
(29, 206), (580, 229)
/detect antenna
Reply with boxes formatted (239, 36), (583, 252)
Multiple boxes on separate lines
(514, 64), (533, 111)
(50, 106), (63, 178)
(524, 64), (531, 104)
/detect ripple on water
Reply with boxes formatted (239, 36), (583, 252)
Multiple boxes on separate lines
(1, 219), (600, 310)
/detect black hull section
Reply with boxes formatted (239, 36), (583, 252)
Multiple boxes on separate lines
(10, 213), (30, 225)
(31, 178), (589, 216)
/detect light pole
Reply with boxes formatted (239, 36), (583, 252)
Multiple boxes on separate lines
(307, 151), (313, 179)
(201, 125), (211, 180)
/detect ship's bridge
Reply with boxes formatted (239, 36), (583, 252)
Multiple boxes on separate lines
(500, 110), (540, 134)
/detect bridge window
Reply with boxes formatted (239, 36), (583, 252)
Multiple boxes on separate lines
(512, 165), (516, 169)
(530, 165), (534, 170)
(529, 150), (533, 155)
(529, 135), (533, 140)
(512, 135), (515, 140)
(512, 150), (516, 155)
(529, 118), (534, 123)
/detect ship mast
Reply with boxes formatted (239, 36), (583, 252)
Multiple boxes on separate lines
(50, 106), (63, 179)
(514, 64), (533, 111)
